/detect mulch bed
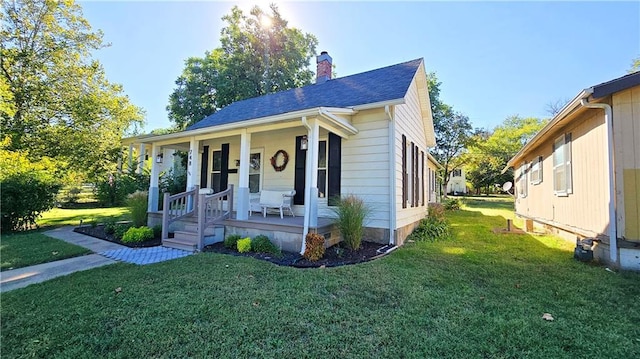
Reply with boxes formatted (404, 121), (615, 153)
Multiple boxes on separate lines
(203, 241), (391, 268)
(74, 225), (162, 248)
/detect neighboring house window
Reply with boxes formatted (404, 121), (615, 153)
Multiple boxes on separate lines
(518, 162), (528, 198)
(553, 133), (573, 195)
(249, 150), (262, 194)
(452, 169), (462, 177)
(211, 150), (222, 193)
(318, 140), (327, 198)
(530, 156), (543, 185)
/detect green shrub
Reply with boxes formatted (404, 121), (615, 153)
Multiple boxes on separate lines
(113, 223), (133, 240)
(103, 220), (118, 235)
(407, 215), (452, 242)
(121, 226), (154, 243)
(237, 237), (251, 253)
(95, 170), (149, 207)
(303, 233), (325, 261)
(444, 198), (461, 211)
(332, 194), (370, 251)
(126, 190), (148, 227)
(152, 224), (162, 239)
(251, 235), (279, 254)
(159, 166), (187, 195)
(224, 234), (242, 249)
(428, 203), (446, 219)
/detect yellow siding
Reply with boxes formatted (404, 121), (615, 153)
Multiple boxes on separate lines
(515, 110), (609, 238)
(613, 85), (640, 241)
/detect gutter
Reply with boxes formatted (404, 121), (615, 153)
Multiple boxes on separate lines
(580, 98), (617, 266)
(386, 105), (396, 245)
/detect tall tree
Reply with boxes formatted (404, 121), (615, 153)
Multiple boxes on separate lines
(464, 116), (548, 194)
(167, 4), (318, 129)
(1, 0), (144, 177)
(629, 56), (640, 74)
(427, 72), (474, 196)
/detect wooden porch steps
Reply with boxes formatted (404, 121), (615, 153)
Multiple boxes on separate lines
(162, 224), (223, 252)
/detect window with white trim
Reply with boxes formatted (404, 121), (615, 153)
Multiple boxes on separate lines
(518, 162), (528, 198)
(530, 156), (543, 185)
(452, 169), (462, 177)
(317, 140), (327, 198)
(553, 133), (572, 195)
(248, 150), (263, 194)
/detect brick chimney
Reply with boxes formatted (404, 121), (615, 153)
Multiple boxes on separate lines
(316, 51), (332, 84)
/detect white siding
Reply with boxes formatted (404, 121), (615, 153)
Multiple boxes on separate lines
(394, 76), (431, 229)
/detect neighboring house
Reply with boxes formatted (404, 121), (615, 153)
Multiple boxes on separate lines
(507, 72), (640, 270)
(446, 168), (467, 195)
(123, 53), (439, 253)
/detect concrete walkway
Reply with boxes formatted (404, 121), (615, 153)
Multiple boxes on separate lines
(1, 226), (191, 293)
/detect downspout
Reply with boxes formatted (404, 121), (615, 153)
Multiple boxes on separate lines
(300, 116), (311, 254)
(580, 98), (617, 266)
(386, 105), (397, 245)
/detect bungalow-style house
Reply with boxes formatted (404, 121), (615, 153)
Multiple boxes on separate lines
(123, 53), (440, 254)
(506, 71), (640, 270)
(446, 168), (467, 195)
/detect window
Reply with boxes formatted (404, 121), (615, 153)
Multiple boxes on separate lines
(249, 150), (262, 193)
(553, 133), (572, 195)
(402, 135), (407, 208)
(211, 150), (222, 193)
(452, 169), (462, 177)
(518, 162), (528, 198)
(530, 156), (543, 185)
(318, 140), (327, 198)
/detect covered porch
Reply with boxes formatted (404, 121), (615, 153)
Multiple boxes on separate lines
(129, 108), (358, 253)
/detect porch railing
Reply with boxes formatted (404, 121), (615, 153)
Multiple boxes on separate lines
(161, 185), (199, 240)
(197, 185), (234, 249)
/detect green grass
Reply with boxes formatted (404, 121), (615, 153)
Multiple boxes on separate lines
(38, 206), (128, 228)
(2, 199), (639, 358)
(0, 232), (91, 271)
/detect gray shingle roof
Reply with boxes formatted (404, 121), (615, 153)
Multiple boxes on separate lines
(187, 58), (423, 130)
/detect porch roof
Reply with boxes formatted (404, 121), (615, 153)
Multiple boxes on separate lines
(187, 58), (424, 131)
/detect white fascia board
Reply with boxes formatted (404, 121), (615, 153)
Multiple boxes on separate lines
(505, 89), (592, 169)
(351, 98), (404, 111)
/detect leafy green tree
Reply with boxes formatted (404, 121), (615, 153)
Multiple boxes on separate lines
(167, 4), (318, 129)
(629, 56), (640, 74)
(427, 72), (474, 196)
(1, 0), (144, 178)
(464, 116), (548, 195)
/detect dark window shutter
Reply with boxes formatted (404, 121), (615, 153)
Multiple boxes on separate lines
(200, 146), (209, 188)
(328, 133), (341, 206)
(421, 151), (425, 206)
(402, 135), (407, 209)
(294, 136), (306, 205)
(220, 143), (229, 190)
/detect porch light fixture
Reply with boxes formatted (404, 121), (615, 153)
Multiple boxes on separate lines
(300, 135), (308, 150)
(235, 159), (241, 167)
(155, 153), (163, 163)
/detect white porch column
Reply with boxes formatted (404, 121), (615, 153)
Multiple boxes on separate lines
(301, 118), (319, 254)
(128, 144), (133, 172)
(186, 137), (199, 190)
(137, 143), (145, 174)
(148, 144), (161, 213)
(236, 130), (251, 220)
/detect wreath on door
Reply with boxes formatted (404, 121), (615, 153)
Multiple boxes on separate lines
(270, 149), (289, 172)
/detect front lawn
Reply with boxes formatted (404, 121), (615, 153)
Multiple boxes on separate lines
(0, 232), (91, 271)
(38, 206), (128, 228)
(2, 199), (639, 358)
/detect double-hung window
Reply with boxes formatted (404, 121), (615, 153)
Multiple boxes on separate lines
(518, 162), (528, 198)
(553, 133), (572, 196)
(530, 156), (543, 185)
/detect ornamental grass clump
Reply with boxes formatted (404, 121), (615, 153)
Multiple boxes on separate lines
(303, 233), (325, 261)
(332, 194), (370, 251)
(126, 190), (148, 227)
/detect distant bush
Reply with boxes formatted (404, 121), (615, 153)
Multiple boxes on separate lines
(237, 237), (252, 253)
(444, 198), (461, 211)
(224, 234), (242, 250)
(332, 194), (370, 251)
(251, 235), (279, 255)
(95, 170), (149, 207)
(122, 226), (154, 243)
(0, 141), (62, 232)
(127, 190), (148, 227)
(303, 233), (325, 262)
(160, 165), (187, 195)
